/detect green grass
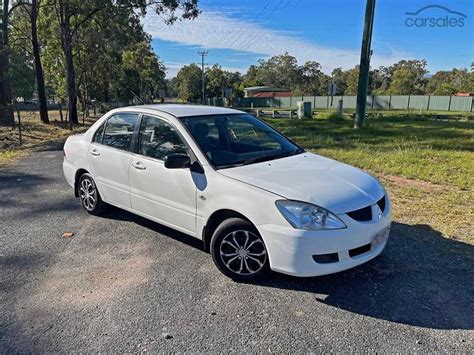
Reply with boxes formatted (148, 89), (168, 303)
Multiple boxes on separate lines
(266, 115), (473, 190)
(264, 114), (474, 243)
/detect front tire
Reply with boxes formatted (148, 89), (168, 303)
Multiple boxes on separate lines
(78, 173), (107, 215)
(211, 218), (269, 282)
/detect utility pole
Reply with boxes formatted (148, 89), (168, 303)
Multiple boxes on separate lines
(354, 0), (376, 129)
(198, 50), (208, 104)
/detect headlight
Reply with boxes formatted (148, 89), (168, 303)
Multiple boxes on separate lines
(275, 200), (346, 230)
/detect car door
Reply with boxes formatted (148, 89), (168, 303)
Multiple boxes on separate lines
(130, 114), (197, 235)
(88, 112), (139, 209)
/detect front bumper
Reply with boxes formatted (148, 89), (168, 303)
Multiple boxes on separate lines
(257, 207), (391, 277)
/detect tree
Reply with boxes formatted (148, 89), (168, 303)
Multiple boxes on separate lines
(73, 3), (147, 105)
(370, 66), (391, 94)
(426, 70), (455, 95)
(0, 0), (15, 126)
(51, 0), (109, 124)
(9, 0), (50, 123)
(388, 68), (418, 95)
(299, 61), (323, 95)
(166, 77), (179, 98)
(241, 64), (261, 89)
(176, 63), (202, 101)
(7, 49), (35, 100)
(50, 0), (199, 125)
(318, 74), (331, 96)
(121, 41), (166, 103)
(205, 65), (244, 98)
(225, 71), (243, 97)
(331, 67), (348, 95)
(206, 64), (226, 98)
(29, 0), (49, 123)
(387, 60), (427, 95)
(426, 68), (473, 95)
(256, 53), (301, 90)
(345, 66), (360, 95)
(38, 5), (67, 107)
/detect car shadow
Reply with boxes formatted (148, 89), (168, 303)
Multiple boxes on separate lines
(99, 206), (204, 251)
(0, 171), (51, 191)
(255, 222), (474, 330)
(100, 209), (473, 331)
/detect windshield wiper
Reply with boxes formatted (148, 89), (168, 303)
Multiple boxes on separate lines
(216, 148), (305, 169)
(244, 148), (305, 166)
(243, 154), (279, 165)
(288, 147), (305, 156)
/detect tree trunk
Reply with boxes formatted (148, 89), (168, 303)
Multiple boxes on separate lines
(31, 0), (49, 124)
(0, 0), (14, 127)
(104, 85), (109, 103)
(59, 102), (63, 121)
(64, 42), (78, 124)
(59, 5), (78, 126)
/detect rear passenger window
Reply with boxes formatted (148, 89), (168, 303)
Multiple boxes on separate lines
(92, 124), (105, 143)
(103, 113), (138, 151)
(138, 115), (188, 160)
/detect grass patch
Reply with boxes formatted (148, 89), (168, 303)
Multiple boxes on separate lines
(0, 150), (26, 167)
(265, 114), (473, 243)
(267, 115), (473, 189)
(0, 110), (99, 165)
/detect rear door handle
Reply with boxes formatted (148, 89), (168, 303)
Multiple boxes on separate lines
(132, 161), (146, 170)
(90, 149), (100, 156)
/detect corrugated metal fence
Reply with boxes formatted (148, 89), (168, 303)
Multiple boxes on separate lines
(206, 95), (473, 112)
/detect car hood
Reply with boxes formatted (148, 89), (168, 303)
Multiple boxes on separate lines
(217, 152), (384, 214)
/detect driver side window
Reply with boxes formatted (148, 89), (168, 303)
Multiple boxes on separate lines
(138, 115), (188, 160)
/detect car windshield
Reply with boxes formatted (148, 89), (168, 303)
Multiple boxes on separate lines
(180, 113), (303, 169)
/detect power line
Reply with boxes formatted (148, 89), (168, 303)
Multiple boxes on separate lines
(219, 0), (293, 62)
(198, 50), (208, 103)
(211, 0), (280, 64)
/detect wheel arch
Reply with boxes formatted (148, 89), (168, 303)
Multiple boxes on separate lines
(74, 168), (90, 197)
(202, 209), (254, 253)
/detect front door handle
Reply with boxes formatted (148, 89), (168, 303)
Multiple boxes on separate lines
(90, 149), (100, 156)
(132, 161), (146, 170)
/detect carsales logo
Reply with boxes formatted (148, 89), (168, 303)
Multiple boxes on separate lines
(405, 5), (467, 28)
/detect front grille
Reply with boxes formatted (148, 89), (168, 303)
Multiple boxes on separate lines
(347, 195), (386, 222)
(377, 195), (386, 212)
(347, 205), (372, 221)
(349, 243), (371, 257)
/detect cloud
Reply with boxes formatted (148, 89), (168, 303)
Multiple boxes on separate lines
(143, 10), (409, 75)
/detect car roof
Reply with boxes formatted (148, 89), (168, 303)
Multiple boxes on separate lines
(124, 104), (242, 118)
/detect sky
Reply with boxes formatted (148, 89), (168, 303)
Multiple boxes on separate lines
(142, 0), (474, 78)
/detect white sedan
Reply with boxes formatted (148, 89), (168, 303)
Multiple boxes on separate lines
(63, 105), (391, 281)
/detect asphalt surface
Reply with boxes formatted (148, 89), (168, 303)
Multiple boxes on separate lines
(1, 143), (473, 352)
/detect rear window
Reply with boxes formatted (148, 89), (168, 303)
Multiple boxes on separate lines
(102, 113), (138, 151)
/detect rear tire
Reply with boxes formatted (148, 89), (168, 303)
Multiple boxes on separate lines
(78, 173), (107, 215)
(211, 218), (269, 282)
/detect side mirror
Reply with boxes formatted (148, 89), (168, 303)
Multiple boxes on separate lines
(164, 153), (191, 169)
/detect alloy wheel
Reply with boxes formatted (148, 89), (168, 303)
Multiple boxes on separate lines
(219, 230), (267, 275)
(79, 177), (97, 211)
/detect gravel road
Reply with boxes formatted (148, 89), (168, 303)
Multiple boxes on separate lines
(1, 143), (473, 352)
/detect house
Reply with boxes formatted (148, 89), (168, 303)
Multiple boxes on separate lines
(243, 86), (292, 98)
